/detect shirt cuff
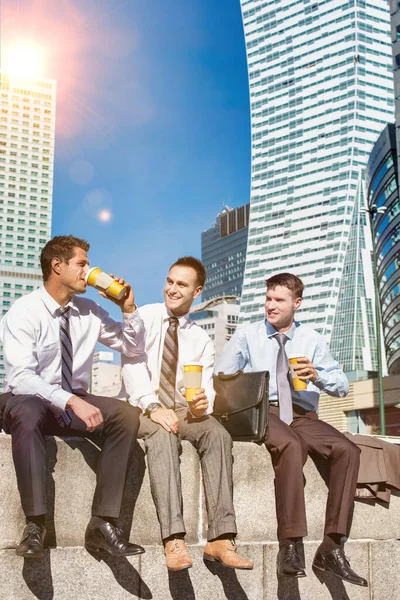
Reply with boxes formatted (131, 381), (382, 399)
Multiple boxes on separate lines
(314, 371), (328, 390)
(128, 392), (160, 412)
(49, 388), (75, 410)
(122, 309), (142, 324)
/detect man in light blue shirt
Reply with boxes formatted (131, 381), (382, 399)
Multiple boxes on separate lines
(216, 272), (367, 588)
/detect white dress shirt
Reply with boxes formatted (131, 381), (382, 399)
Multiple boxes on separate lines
(0, 285), (145, 411)
(121, 303), (216, 414)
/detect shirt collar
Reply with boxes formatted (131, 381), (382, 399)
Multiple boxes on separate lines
(162, 303), (190, 328)
(265, 319), (297, 340)
(39, 285), (79, 317)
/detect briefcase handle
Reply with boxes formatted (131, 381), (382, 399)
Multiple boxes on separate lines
(217, 370), (243, 380)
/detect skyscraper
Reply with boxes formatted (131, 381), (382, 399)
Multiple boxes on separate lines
(0, 71), (56, 389)
(239, 0), (394, 371)
(202, 204), (249, 301)
(366, 125), (399, 375)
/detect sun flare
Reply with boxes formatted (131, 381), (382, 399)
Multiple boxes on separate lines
(2, 41), (46, 78)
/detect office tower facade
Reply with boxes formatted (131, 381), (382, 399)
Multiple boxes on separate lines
(239, 0), (394, 371)
(201, 204), (249, 301)
(91, 352), (122, 397)
(0, 71), (56, 389)
(366, 124), (400, 375)
(390, 0), (400, 182)
(190, 297), (240, 361)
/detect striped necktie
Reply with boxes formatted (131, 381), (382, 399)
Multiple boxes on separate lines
(58, 306), (74, 426)
(275, 333), (293, 425)
(158, 317), (179, 410)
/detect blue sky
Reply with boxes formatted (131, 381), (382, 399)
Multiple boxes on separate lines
(2, 0), (251, 316)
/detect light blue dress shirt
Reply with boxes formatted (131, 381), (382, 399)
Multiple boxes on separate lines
(215, 319), (349, 413)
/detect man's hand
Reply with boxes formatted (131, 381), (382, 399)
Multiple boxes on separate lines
(98, 274), (136, 314)
(66, 396), (103, 432)
(293, 358), (318, 383)
(149, 406), (179, 434)
(187, 388), (208, 418)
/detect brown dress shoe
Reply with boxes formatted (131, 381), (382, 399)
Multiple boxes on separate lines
(165, 538), (193, 571)
(203, 539), (253, 570)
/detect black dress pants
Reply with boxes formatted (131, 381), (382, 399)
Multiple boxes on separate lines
(2, 391), (139, 518)
(267, 405), (360, 540)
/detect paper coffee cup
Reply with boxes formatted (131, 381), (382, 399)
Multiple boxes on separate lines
(183, 363), (203, 403)
(288, 355), (307, 391)
(85, 267), (128, 301)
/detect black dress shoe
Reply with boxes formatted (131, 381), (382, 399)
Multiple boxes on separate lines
(313, 545), (368, 587)
(16, 522), (46, 558)
(277, 542), (306, 578)
(85, 521), (145, 557)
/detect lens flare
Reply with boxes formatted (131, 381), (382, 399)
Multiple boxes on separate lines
(98, 209), (112, 222)
(2, 41), (46, 78)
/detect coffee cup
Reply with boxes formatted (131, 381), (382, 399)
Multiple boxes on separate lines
(183, 363), (203, 403)
(85, 267), (128, 301)
(288, 355), (307, 391)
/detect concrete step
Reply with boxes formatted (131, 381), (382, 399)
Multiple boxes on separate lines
(1, 433), (399, 550)
(0, 540), (397, 600)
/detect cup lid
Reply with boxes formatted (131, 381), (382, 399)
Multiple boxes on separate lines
(288, 354), (306, 359)
(84, 266), (99, 282)
(183, 362), (203, 367)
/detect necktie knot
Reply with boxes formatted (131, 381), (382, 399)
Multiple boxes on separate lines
(169, 316), (179, 328)
(276, 333), (288, 346)
(59, 306), (70, 319)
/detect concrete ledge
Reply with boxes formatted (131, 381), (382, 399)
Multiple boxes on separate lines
(2, 434), (400, 598)
(0, 541), (397, 599)
(1, 434), (400, 549)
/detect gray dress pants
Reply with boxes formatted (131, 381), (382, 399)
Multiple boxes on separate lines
(139, 405), (237, 541)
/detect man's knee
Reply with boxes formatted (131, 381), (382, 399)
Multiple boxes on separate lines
(268, 429), (305, 461)
(6, 395), (48, 433)
(332, 435), (361, 462)
(202, 418), (233, 450)
(109, 400), (139, 430)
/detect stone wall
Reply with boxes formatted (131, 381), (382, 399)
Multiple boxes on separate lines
(0, 433), (399, 599)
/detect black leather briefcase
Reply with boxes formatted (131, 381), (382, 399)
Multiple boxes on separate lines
(212, 371), (269, 444)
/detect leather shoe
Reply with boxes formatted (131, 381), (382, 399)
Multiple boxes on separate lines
(277, 542), (306, 578)
(165, 538), (193, 571)
(313, 545), (368, 587)
(203, 539), (253, 570)
(85, 521), (145, 557)
(16, 522), (46, 558)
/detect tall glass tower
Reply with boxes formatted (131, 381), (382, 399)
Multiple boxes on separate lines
(239, 0), (394, 371)
(0, 71), (56, 389)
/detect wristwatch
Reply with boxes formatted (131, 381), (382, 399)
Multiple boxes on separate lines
(144, 402), (162, 417)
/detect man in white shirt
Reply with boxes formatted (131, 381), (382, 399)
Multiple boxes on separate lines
(122, 257), (253, 572)
(0, 235), (146, 560)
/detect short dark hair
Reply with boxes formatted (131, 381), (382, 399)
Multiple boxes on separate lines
(169, 256), (206, 287)
(265, 272), (304, 299)
(41, 235), (90, 281)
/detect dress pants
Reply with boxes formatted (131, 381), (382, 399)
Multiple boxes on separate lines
(2, 391), (139, 518)
(138, 405), (237, 541)
(267, 405), (360, 540)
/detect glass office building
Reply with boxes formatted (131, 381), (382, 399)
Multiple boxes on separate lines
(366, 124), (400, 375)
(239, 0), (394, 371)
(0, 71), (56, 389)
(201, 204), (249, 301)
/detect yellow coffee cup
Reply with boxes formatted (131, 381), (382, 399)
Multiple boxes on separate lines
(183, 363), (203, 403)
(288, 355), (307, 391)
(85, 267), (128, 301)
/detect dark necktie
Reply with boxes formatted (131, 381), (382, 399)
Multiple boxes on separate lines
(58, 306), (74, 426)
(158, 317), (179, 410)
(275, 333), (293, 425)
